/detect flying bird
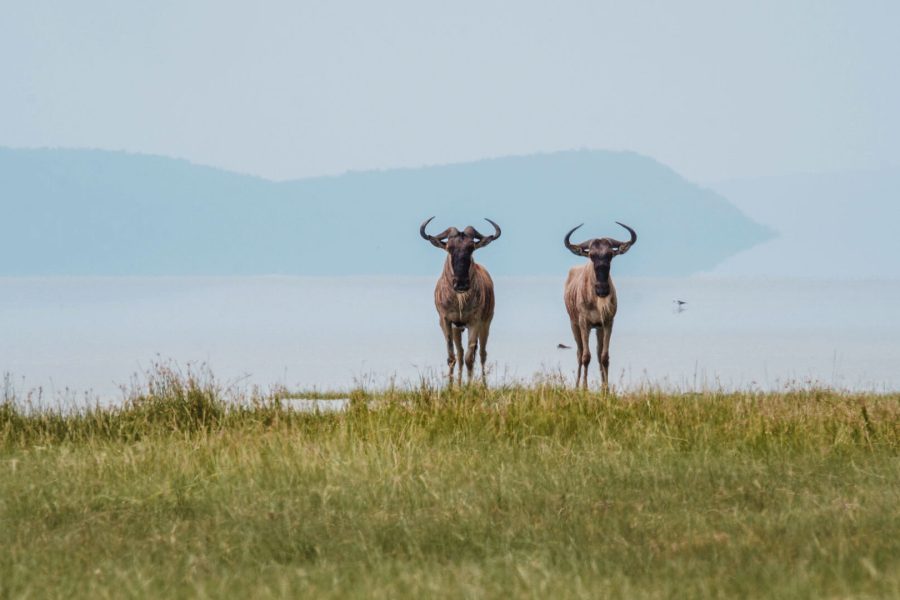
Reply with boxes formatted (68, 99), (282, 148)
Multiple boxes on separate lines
(557, 343), (572, 349)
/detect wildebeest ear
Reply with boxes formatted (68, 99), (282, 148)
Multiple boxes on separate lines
(614, 241), (633, 255)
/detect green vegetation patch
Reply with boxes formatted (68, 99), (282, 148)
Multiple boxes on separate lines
(1, 371), (898, 598)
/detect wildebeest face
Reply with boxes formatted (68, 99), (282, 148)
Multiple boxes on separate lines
(447, 230), (477, 291)
(587, 239), (616, 297)
(563, 222), (638, 298)
(420, 217), (502, 293)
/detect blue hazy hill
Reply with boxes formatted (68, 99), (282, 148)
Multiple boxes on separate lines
(0, 148), (771, 276)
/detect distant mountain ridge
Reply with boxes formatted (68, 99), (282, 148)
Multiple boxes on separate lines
(0, 147), (772, 276)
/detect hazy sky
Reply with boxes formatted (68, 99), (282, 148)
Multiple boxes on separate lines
(2, 0), (898, 182)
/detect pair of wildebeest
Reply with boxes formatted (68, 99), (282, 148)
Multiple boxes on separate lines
(420, 217), (637, 391)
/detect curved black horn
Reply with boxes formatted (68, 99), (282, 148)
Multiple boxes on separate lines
(419, 216), (435, 240)
(420, 216), (449, 249)
(564, 223), (589, 256)
(616, 222), (637, 244)
(474, 218), (502, 248)
(485, 218), (501, 239)
(609, 221), (637, 254)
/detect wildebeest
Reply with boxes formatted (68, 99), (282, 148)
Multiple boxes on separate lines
(420, 217), (501, 384)
(563, 221), (637, 390)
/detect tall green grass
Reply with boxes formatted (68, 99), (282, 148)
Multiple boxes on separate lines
(1, 366), (898, 598)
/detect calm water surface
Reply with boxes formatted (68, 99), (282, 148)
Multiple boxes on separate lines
(2, 276), (899, 403)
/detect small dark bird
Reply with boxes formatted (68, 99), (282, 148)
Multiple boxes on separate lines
(673, 299), (687, 306)
(557, 343), (572, 349)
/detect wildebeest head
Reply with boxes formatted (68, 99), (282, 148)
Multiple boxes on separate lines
(564, 222), (637, 298)
(420, 217), (501, 292)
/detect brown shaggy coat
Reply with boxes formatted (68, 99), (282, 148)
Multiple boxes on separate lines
(420, 217), (501, 384)
(564, 263), (617, 388)
(561, 221), (637, 390)
(434, 258), (495, 384)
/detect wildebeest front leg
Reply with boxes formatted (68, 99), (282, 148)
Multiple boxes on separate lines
(452, 326), (465, 385)
(570, 320), (583, 388)
(441, 319), (456, 381)
(464, 326), (479, 383)
(477, 324), (490, 385)
(578, 319), (592, 389)
(597, 321), (613, 392)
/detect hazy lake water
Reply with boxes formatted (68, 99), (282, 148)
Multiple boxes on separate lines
(2, 276), (899, 404)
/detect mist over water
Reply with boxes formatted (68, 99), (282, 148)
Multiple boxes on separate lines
(2, 276), (899, 404)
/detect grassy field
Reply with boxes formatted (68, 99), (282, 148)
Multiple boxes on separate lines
(1, 367), (898, 599)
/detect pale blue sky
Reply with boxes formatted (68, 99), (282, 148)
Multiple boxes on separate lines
(2, 0), (897, 182)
